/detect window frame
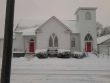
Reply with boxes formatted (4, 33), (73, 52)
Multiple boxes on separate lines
(71, 38), (75, 47)
(85, 11), (92, 20)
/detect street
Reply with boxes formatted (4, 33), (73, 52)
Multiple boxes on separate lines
(8, 57), (110, 83)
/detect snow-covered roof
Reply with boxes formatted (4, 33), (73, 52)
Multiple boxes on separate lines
(15, 27), (37, 36)
(15, 16), (79, 36)
(97, 34), (110, 44)
(14, 20), (46, 32)
(22, 28), (37, 36)
(62, 20), (79, 33)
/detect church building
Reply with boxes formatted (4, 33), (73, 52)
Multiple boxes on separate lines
(1, 7), (98, 56)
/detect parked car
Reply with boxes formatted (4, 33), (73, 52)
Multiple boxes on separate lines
(71, 51), (86, 59)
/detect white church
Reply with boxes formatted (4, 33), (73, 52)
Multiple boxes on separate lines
(0, 7), (98, 56)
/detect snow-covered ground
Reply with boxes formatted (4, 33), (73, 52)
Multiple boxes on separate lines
(1, 53), (110, 83)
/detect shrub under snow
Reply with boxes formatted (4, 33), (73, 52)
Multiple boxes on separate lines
(57, 49), (71, 58)
(71, 51), (86, 59)
(35, 49), (48, 58)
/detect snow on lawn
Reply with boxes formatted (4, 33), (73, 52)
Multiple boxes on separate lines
(1, 53), (110, 83)
(11, 53), (110, 71)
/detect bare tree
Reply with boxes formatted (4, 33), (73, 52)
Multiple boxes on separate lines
(96, 22), (103, 37)
(103, 26), (110, 35)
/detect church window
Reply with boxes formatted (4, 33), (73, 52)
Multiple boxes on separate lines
(85, 12), (91, 20)
(49, 36), (53, 47)
(54, 36), (58, 47)
(49, 33), (58, 47)
(84, 33), (93, 41)
(71, 38), (75, 47)
(52, 33), (55, 38)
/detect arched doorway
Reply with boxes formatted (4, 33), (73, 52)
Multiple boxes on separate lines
(29, 39), (35, 53)
(84, 33), (93, 52)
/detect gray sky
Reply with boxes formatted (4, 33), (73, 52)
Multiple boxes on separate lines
(0, 0), (110, 37)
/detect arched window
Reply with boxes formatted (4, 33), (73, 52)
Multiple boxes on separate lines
(84, 33), (93, 41)
(71, 38), (75, 47)
(49, 33), (58, 47)
(54, 36), (58, 47)
(52, 33), (55, 38)
(85, 12), (91, 20)
(49, 36), (53, 47)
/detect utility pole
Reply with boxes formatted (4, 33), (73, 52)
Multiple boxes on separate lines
(1, 0), (15, 83)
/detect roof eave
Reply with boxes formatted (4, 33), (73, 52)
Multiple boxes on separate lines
(75, 7), (97, 15)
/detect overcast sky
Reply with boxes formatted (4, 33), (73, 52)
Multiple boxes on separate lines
(0, 0), (110, 37)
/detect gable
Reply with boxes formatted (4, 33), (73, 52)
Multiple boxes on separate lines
(15, 16), (79, 36)
(35, 16), (72, 33)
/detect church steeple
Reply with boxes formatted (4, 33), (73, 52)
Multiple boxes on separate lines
(75, 7), (97, 22)
(75, 7), (97, 52)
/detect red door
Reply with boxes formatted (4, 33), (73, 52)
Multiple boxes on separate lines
(29, 41), (35, 53)
(85, 42), (92, 52)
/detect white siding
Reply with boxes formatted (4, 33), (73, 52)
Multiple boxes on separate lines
(98, 45), (110, 55)
(76, 9), (97, 52)
(98, 39), (110, 55)
(13, 33), (24, 52)
(71, 33), (80, 52)
(36, 18), (71, 50)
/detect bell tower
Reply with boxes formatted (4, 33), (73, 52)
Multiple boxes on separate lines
(75, 7), (97, 52)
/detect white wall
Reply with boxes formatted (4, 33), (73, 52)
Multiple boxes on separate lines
(36, 18), (71, 50)
(98, 45), (110, 55)
(98, 39), (110, 55)
(13, 32), (24, 52)
(76, 9), (97, 52)
(13, 33), (36, 53)
(71, 33), (80, 52)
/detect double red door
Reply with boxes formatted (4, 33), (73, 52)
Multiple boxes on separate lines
(85, 42), (92, 52)
(29, 41), (35, 53)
